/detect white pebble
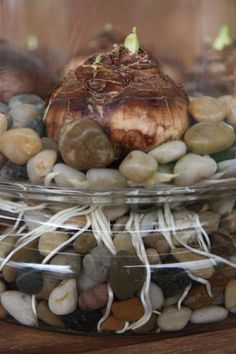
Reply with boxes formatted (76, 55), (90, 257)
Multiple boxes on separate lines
(174, 153), (217, 186)
(189, 96), (229, 122)
(103, 205), (129, 221)
(86, 168), (127, 189)
(157, 306), (192, 331)
(190, 306), (228, 324)
(48, 279), (77, 315)
(24, 210), (51, 231)
(148, 140), (187, 164)
(1, 291), (37, 326)
(217, 159), (236, 178)
(119, 150), (157, 183)
(27, 150), (57, 184)
(149, 282), (164, 310)
(10, 103), (38, 128)
(0, 113), (8, 135)
(53, 163), (86, 187)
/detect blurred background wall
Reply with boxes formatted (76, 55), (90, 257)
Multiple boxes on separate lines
(1, 0), (236, 69)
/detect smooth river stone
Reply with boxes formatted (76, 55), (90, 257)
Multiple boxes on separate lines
(83, 246), (112, 283)
(1, 291), (37, 326)
(140, 211), (158, 238)
(86, 168), (127, 189)
(174, 153), (217, 186)
(48, 278), (77, 315)
(103, 205), (129, 221)
(8, 94), (45, 112)
(0, 236), (15, 258)
(0, 113), (8, 135)
(53, 163), (86, 188)
(133, 313), (157, 334)
(109, 250), (146, 300)
(190, 306), (228, 324)
(0, 128), (42, 165)
(171, 247), (215, 279)
(24, 209), (51, 231)
(73, 232), (97, 254)
(78, 284), (108, 311)
(149, 282), (164, 310)
(148, 140), (187, 164)
(146, 248), (161, 264)
(49, 250), (81, 279)
(157, 306), (192, 332)
(10, 103), (38, 128)
(143, 233), (169, 255)
(38, 231), (69, 256)
(225, 279), (236, 309)
(100, 315), (126, 332)
(27, 149), (57, 184)
(112, 297), (144, 322)
(113, 233), (136, 254)
(77, 270), (100, 295)
(184, 122), (235, 155)
(16, 266), (43, 295)
(37, 301), (64, 327)
(217, 159), (236, 178)
(119, 150), (158, 183)
(189, 96), (229, 122)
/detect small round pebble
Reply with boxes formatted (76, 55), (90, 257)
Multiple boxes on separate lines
(41, 137), (58, 153)
(149, 282), (164, 310)
(103, 205), (129, 221)
(78, 283), (108, 311)
(1, 161), (28, 179)
(146, 248), (161, 264)
(16, 266), (43, 295)
(190, 306), (228, 324)
(133, 314), (157, 334)
(157, 306), (192, 332)
(83, 246), (112, 283)
(1, 291), (37, 326)
(49, 250), (81, 279)
(53, 163), (86, 188)
(37, 301), (64, 327)
(189, 96), (229, 122)
(217, 159), (236, 178)
(143, 233), (169, 255)
(77, 270), (100, 295)
(10, 103), (38, 128)
(73, 232), (97, 254)
(140, 211), (158, 237)
(38, 231), (69, 256)
(36, 273), (60, 301)
(86, 168), (127, 189)
(8, 94), (45, 112)
(48, 278), (77, 315)
(148, 140), (187, 164)
(113, 233), (136, 254)
(0, 128), (43, 165)
(100, 315), (126, 332)
(119, 150), (158, 183)
(112, 297), (144, 322)
(27, 149), (57, 184)
(184, 121), (235, 155)
(0, 113), (8, 135)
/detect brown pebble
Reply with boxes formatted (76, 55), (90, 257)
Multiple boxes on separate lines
(73, 232), (97, 254)
(133, 314), (157, 334)
(0, 303), (7, 318)
(37, 301), (64, 327)
(100, 315), (126, 332)
(78, 284), (108, 311)
(143, 233), (169, 256)
(112, 297), (144, 322)
(36, 273), (60, 301)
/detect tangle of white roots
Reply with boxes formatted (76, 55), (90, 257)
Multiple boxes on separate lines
(1, 198), (236, 332)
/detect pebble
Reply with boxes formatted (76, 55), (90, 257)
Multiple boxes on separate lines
(63, 309), (101, 332)
(77, 270), (100, 295)
(73, 232), (97, 254)
(220, 209), (236, 234)
(149, 282), (164, 310)
(119, 150), (158, 183)
(38, 231), (69, 256)
(1, 161), (28, 179)
(78, 284), (108, 311)
(211, 142), (236, 163)
(37, 301), (64, 327)
(113, 233), (136, 253)
(16, 266), (43, 295)
(27, 149), (57, 184)
(1, 291), (37, 326)
(103, 205), (129, 221)
(188, 96), (229, 122)
(174, 153), (217, 186)
(146, 248), (161, 264)
(133, 314), (157, 334)
(198, 211), (220, 234)
(184, 122), (235, 155)
(217, 159), (236, 178)
(112, 297), (144, 322)
(190, 306), (228, 324)
(112, 216), (129, 233)
(151, 267), (191, 297)
(86, 168), (127, 189)
(148, 140), (187, 164)
(140, 211), (157, 237)
(210, 197), (235, 215)
(49, 250), (81, 279)
(172, 211), (197, 245)
(0, 236), (15, 258)
(100, 315), (126, 332)
(164, 294), (180, 307)
(109, 250), (146, 300)
(0, 128), (42, 165)
(83, 246), (112, 283)
(53, 163), (86, 188)
(36, 273), (60, 301)
(143, 233), (169, 256)
(0, 102), (9, 114)
(0, 304), (7, 319)
(64, 214), (87, 230)
(225, 279), (236, 309)
(171, 247), (215, 279)
(10, 103), (38, 128)
(0, 153), (7, 169)
(8, 94), (45, 113)
(24, 209), (50, 231)
(41, 137), (58, 153)
(48, 278), (77, 315)
(59, 118), (115, 170)
(0, 281), (6, 294)
(0, 113), (8, 135)
(157, 306), (192, 332)
(227, 100), (236, 129)
(27, 117), (45, 137)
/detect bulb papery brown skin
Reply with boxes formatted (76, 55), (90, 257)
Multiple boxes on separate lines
(44, 44), (190, 157)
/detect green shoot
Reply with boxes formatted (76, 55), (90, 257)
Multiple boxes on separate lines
(124, 27), (139, 54)
(213, 25), (232, 50)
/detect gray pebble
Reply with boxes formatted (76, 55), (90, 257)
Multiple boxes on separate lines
(10, 103), (38, 128)
(217, 159), (236, 178)
(1, 161), (28, 179)
(77, 270), (100, 295)
(190, 306), (228, 324)
(83, 245), (112, 283)
(9, 94), (45, 113)
(27, 117), (45, 137)
(49, 250), (81, 280)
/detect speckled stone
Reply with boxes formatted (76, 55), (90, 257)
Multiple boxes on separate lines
(109, 250), (146, 300)
(73, 232), (97, 254)
(62, 309), (101, 332)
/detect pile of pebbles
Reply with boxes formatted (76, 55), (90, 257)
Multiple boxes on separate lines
(1, 94), (236, 188)
(0, 195), (236, 334)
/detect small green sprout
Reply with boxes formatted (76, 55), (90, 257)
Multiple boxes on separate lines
(94, 54), (102, 65)
(213, 25), (232, 50)
(124, 27), (139, 54)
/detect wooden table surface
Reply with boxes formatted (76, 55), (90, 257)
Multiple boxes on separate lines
(1, 318), (236, 354)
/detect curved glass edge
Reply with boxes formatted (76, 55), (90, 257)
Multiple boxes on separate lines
(0, 177), (236, 204)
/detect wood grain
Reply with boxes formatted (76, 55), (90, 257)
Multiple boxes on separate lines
(0, 317), (236, 354)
